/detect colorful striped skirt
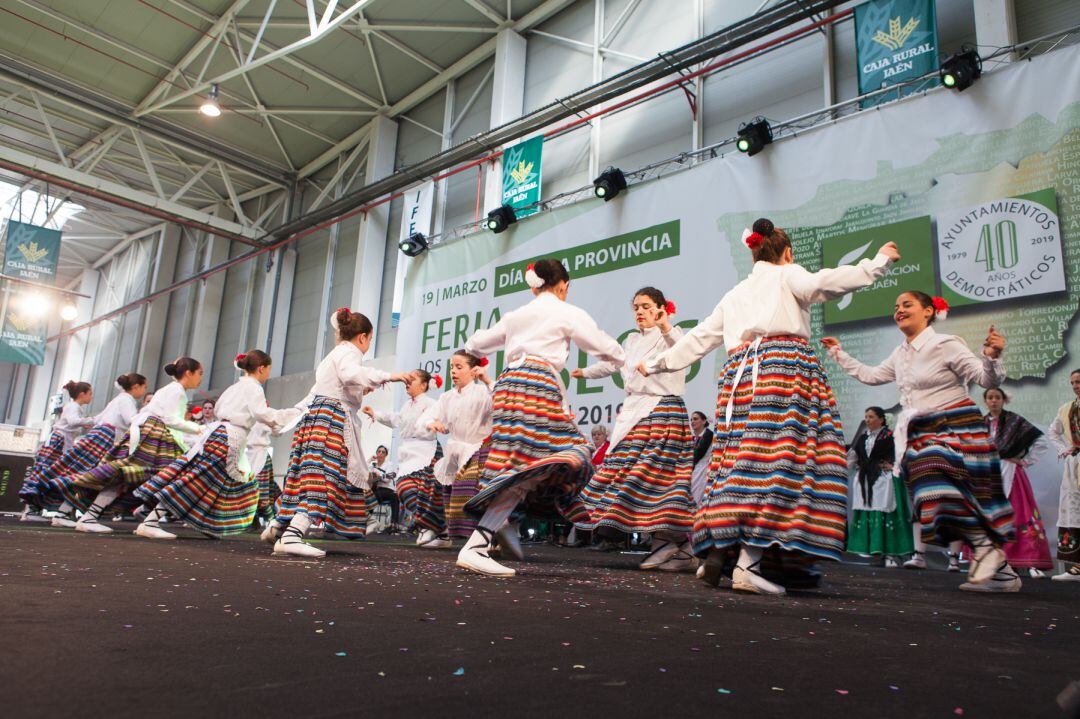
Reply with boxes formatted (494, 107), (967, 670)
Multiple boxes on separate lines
(572, 395), (694, 534)
(695, 336), (849, 561)
(846, 474), (915, 557)
(29, 425), (120, 510)
(465, 358), (592, 522)
(256, 457), (279, 520)
(274, 396), (367, 539)
(902, 401), (1013, 547)
(57, 418), (181, 512)
(397, 444), (447, 534)
(447, 446), (487, 538)
(19, 431), (66, 506)
(135, 426), (259, 537)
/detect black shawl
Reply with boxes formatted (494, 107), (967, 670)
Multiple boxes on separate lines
(852, 428), (894, 506)
(693, 428), (713, 465)
(987, 409), (1042, 460)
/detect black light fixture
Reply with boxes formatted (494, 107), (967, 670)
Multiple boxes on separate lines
(593, 167), (627, 201)
(736, 117), (773, 156)
(399, 232), (428, 257)
(486, 204), (518, 233)
(200, 83), (222, 117)
(940, 46), (982, 92)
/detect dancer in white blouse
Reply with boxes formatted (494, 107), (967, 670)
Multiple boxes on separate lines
(69, 358), (204, 533)
(20, 380), (95, 522)
(133, 350), (297, 539)
(571, 286), (696, 572)
(363, 370), (440, 541)
(39, 373), (147, 527)
(417, 351), (494, 548)
(457, 258), (624, 577)
(1048, 369), (1080, 582)
(824, 291), (1014, 592)
(264, 308), (413, 558)
(641, 218), (898, 595)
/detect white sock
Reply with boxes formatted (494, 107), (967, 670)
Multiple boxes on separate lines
(81, 488), (120, 522)
(948, 540), (964, 559)
(59, 501), (74, 515)
(141, 508), (166, 527)
(737, 545), (764, 569)
(282, 513), (311, 542)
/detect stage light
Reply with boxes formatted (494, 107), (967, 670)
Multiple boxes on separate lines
(398, 232), (428, 257)
(736, 117), (773, 156)
(60, 303), (79, 321)
(200, 84), (222, 117)
(593, 167), (627, 201)
(486, 204), (517, 234)
(940, 47), (982, 92)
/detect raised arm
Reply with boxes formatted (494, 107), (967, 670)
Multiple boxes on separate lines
(465, 318), (508, 359)
(646, 302), (724, 374)
(785, 253), (891, 305)
(569, 309), (624, 366)
(943, 336), (1005, 390)
(824, 342), (898, 386)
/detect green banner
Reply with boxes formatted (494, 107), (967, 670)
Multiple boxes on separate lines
(821, 215), (936, 325)
(501, 136), (543, 219)
(4, 220), (62, 284)
(0, 293), (46, 365)
(855, 0), (939, 105)
(493, 220), (680, 297)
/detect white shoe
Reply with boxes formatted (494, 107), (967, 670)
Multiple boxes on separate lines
(657, 545), (699, 573)
(1051, 567), (1080, 582)
(968, 546), (1006, 584)
(456, 529), (515, 577)
(135, 523), (176, 540)
(273, 539), (326, 558)
(260, 523), (281, 543)
(418, 533), (452, 549)
(1027, 568), (1046, 579)
(885, 557), (900, 568)
(75, 519), (113, 534)
(416, 529), (435, 546)
(960, 566), (1022, 593)
(496, 523), (524, 561)
(732, 561), (786, 596)
(20, 507), (48, 523)
(640, 538), (681, 570)
(51, 515), (77, 528)
(696, 564), (706, 579)
(903, 552), (927, 570)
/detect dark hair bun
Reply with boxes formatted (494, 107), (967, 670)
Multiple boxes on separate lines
(163, 363), (178, 377)
(752, 218), (774, 236)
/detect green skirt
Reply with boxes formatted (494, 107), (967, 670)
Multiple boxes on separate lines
(847, 474), (915, 557)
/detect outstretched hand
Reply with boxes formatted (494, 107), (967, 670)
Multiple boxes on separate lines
(820, 337), (841, 353)
(361, 406), (376, 421)
(569, 368), (585, 379)
(982, 325), (1005, 359)
(878, 241), (900, 262)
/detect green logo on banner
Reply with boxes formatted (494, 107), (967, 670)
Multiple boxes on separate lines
(0, 296), (46, 365)
(822, 215), (936, 325)
(855, 0), (939, 105)
(501, 136), (543, 219)
(4, 220), (62, 284)
(494, 220), (680, 297)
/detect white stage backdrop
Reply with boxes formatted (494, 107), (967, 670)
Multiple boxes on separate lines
(398, 44), (1080, 540)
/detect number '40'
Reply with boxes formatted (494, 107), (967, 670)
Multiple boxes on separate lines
(975, 220), (1019, 272)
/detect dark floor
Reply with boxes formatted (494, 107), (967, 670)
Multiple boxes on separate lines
(1, 516), (1076, 719)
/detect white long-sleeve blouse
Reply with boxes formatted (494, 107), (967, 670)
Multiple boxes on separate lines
(375, 393), (438, 478)
(418, 380), (493, 485)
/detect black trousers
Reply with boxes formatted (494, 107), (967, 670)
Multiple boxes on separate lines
(373, 486), (400, 525)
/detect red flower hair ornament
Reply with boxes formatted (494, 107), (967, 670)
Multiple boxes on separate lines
(931, 296), (949, 321)
(479, 357), (489, 368)
(524, 263), (544, 289)
(434, 375), (444, 389)
(741, 228), (765, 250)
(664, 300), (676, 316)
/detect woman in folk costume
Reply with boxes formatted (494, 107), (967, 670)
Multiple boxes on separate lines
(824, 292), (1015, 593)
(39, 374), (147, 526)
(570, 286), (696, 572)
(688, 411), (713, 506)
(19, 380), (96, 522)
(845, 407), (914, 566)
(132, 350), (297, 540)
(63, 358), (204, 534)
(416, 351), (494, 548)
(982, 387), (1052, 577)
(1049, 369), (1080, 582)
(641, 219), (899, 596)
(457, 258), (625, 577)
(262, 308), (412, 558)
(362, 370), (440, 541)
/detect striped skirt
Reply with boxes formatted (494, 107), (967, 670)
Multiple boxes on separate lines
(397, 444), (447, 534)
(19, 431), (66, 505)
(27, 425), (119, 510)
(447, 446), (487, 538)
(57, 418), (181, 511)
(256, 457), (279, 520)
(573, 395), (695, 534)
(902, 401), (1014, 547)
(695, 336), (849, 561)
(274, 396), (367, 539)
(464, 358), (593, 522)
(136, 426), (259, 537)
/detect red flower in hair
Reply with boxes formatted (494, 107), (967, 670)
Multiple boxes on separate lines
(434, 375), (444, 389)
(336, 307), (350, 317)
(191, 406), (203, 417)
(744, 232), (765, 250)
(526, 263), (535, 271)
(235, 353), (246, 363)
(479, 357), (489, 367)
(665, 300), (676, 315)
(931, 297), (949, 312)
